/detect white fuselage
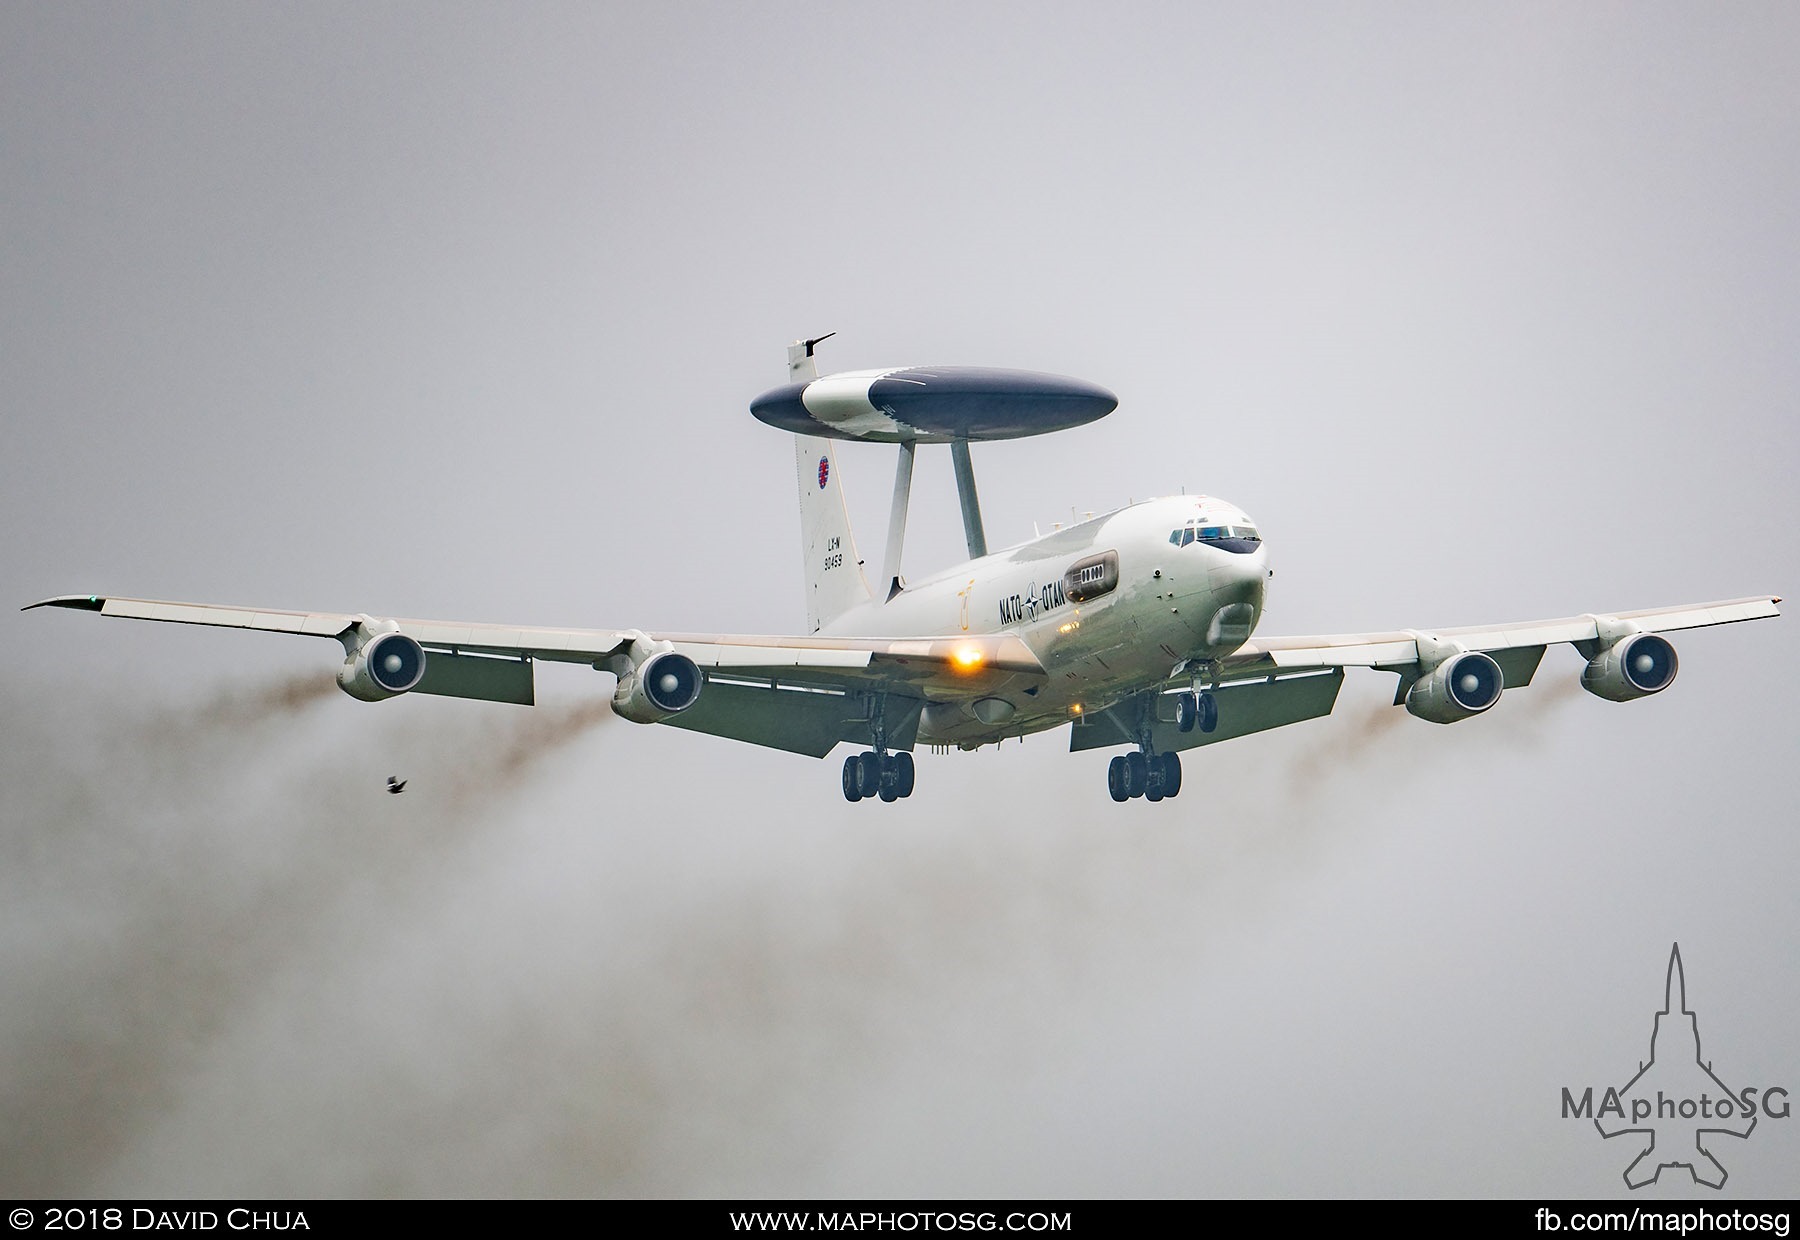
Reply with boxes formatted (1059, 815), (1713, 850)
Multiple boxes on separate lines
(822, 494), (1270, 746)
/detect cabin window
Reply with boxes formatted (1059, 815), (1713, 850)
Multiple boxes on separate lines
(1064, 551), (1119, 603)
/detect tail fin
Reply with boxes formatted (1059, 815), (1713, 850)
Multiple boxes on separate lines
(787, 339), (874, 632)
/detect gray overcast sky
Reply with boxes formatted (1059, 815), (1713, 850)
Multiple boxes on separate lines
(3, 2), (1796, 1198)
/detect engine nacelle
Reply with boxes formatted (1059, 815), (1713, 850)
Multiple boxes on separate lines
(1581, 632), (1678, 702)
(1405, 650), (1504, 724)
(337, 630), (427, 701)
(611, 645), (703, 723)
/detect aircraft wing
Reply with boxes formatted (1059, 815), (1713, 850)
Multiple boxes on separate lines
(23, 593), (1042, 755)
(1072, 595), (1778, 755)
(1217, 595), (1780, 693)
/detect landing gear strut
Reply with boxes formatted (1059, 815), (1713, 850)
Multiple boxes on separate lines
(841, 693), (917, 803)
(1106, 693), (1183, 804)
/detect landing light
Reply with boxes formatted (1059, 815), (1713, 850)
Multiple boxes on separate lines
(951, 646), (985, 671)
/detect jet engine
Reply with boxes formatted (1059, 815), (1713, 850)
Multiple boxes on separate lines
(1405, 650), (1504, 724)
(1581, 632), (1678, 702)
(610, 638), (703, 723)
(337, 630), (427, 701)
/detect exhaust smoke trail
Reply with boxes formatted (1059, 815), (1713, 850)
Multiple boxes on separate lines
(1, 659), (1592, 1198)
(0, 673), (612, 1196)
(448, 697), (613, 795)
(1280, 669), (1586, 801)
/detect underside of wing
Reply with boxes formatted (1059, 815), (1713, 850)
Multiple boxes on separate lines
(659, 681), (925, 758)
(24, 594), (1042, 754)
(654, 633), (1038, 756)
(1210, 594), (1779, 721)
(1071, 669), (1344, 753)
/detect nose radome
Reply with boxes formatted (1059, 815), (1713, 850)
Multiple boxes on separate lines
(1208, 553), (1266, 606)
(1186, 553), (1265, 647)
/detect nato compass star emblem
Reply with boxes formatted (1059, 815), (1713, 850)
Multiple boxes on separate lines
(1586, 945), (1758, 1188)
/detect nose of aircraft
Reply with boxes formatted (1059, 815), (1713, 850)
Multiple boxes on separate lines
(1183, 544), (1267, 649)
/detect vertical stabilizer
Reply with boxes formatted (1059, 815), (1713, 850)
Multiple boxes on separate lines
(786, 339), (874, 632)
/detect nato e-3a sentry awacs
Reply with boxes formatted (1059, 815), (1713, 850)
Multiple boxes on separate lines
(27, 338), (1781, 805)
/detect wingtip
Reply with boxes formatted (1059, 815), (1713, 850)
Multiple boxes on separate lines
(22, 594), (106, 613)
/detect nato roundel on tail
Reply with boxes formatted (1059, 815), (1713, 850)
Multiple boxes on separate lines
(750, 366), (1117, 443)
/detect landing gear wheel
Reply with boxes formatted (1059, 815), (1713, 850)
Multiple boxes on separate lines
(1159, 750), (1182, 798)
(1197, 690), (1218, 734)
(855, 751), (882, 799)
(842, 755), (864, 802)
(1175, 692), (1198, 733)
(892, 750), (915, 798)
(1145, 768), (1165, 802)
(1124, 751), (1148, 799)
(1107, 755), (1129, 802)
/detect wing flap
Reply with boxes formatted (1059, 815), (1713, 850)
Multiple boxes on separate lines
(1070, 670), (1344, 753)
(668, 632), (1042, 675)
(1489, 644), (1546, 688)
(660, 681), (924, 758)
(413, 650), (535, 705)
(674, 642), (873, 671)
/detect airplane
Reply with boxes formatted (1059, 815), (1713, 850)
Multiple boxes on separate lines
(26, 337), (1781, 806)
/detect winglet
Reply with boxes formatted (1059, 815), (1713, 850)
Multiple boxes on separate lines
(23, 595), (106, 612)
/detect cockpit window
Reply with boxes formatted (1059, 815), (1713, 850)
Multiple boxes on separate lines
(1169, 521), (1260, 554)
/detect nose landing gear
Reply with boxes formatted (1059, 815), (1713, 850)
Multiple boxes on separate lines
(1174, 688), (1218, 734)
(1172, 661), (1221, 735)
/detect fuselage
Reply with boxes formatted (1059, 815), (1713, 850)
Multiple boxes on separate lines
(822, 494), (1270, 746)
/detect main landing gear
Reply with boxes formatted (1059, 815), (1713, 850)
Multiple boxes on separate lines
(843, 750), (916, 802)
(1107, 749), (1182, 802)
(1106, 688), (1191, 804)
(842, 692), (916, 803)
